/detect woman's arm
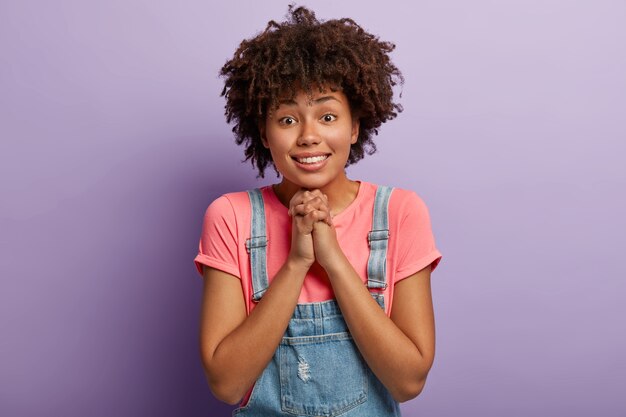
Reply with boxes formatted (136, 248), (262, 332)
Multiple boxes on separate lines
(312, 222), (436, 403)
(199, 189), (330, 404)
(199, 260), (308, 404)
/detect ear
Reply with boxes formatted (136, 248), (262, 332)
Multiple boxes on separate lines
(258, 120), (269, 148)
(350, 118), (360, 144)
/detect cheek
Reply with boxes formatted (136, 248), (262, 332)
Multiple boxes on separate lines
(265, 138), (290, 164)
(328, 128), (355, 150)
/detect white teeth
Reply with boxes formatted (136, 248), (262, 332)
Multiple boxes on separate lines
(296, 155), (328, 164)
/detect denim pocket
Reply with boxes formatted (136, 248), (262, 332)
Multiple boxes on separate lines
(279, 332), (367, 416)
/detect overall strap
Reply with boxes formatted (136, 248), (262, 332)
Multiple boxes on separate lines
(245, 188), (269, 302)
(367, 185), (394, 290)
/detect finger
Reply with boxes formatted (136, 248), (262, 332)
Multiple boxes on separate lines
(291, 199), (330, 216)
(294, 218), (314, 236)
(288, 189), (330, 215)
(303, 191), (330, 214)
(314, 210), (331, 224)
(291, 206), (330, 222)
(293, 212), (314, 234)
(306, 190), (327, 205)
(307, 203), (332, 226)
(293, 189), (324, 205)
(288, 190), (311, 214)
(304, 209), (332, 227)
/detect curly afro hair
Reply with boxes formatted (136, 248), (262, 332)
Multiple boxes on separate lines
(219, 4), (404, 177)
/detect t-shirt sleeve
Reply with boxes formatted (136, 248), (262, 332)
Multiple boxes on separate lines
(394, 191), (443, 281)
(193, 195), (241, 279)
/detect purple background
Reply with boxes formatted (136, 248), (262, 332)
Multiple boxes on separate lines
(1, 1), (625, 416)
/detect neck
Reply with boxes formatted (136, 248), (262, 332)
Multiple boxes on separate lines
(273, 174), (360, 217)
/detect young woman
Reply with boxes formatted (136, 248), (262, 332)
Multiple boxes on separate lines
(194, 6), (443, 416)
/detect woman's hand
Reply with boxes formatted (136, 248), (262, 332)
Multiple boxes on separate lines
(290, 189), (342, 271)
(311, 211), (342, 270)
(287, 189), (332, 268)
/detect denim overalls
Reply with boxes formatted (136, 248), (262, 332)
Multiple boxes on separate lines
(234, 186), (401, 417)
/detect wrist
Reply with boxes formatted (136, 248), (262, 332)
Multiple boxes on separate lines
(318, 244), (347, 274)
(285, 255), (313, 275)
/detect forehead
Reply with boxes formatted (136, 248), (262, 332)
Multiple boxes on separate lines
(279, 90), (345, 105)
(274, 84), (347, 107)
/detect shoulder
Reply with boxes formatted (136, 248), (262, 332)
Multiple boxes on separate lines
(370, 185), (434, 237)
(392, 187), (428, 210)
(207, 189), (254, 211)
(368, 183), (430, 218)
(204, 190), (253, 223)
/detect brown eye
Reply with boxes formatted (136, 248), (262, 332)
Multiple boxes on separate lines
(322, 114), (337, 122)
(280, 117), (295, 125)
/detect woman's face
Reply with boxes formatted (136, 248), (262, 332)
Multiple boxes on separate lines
(261, 88), (359, 191)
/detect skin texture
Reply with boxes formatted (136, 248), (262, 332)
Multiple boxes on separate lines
(199, 88), (435, 404)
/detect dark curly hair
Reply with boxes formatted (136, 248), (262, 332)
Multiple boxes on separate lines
(219, 4), (404, 177)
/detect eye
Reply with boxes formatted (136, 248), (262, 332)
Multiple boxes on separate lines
(321, 113), (337, 123)
(279, 116), (296, 126)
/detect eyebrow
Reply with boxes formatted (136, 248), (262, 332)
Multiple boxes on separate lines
(278, 96), (341, 106)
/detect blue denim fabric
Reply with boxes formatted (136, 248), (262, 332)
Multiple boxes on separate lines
(367, 185), (393, 290)
(235, 186), (400, 417)
(245, 189), (269, 302)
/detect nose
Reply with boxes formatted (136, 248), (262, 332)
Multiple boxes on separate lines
(297, 119), (321, 146)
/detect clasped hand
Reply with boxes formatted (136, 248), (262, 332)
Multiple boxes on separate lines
(287, 189), (341, 270)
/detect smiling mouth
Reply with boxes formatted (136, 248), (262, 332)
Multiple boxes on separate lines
(292, 155), (330, 164)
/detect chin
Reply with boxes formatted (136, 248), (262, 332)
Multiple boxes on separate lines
(283, 175), (331, 191)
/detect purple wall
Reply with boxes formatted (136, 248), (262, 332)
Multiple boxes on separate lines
(1, 1), (625, 416)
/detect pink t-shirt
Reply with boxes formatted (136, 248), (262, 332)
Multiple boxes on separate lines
(194, 181), (442, 315)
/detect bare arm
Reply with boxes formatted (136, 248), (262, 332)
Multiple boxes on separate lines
(199, 190), (330, 404)
(311, 220), (436, 402)
(199, 260), (308, 404)
(324, 256), (435, 402)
